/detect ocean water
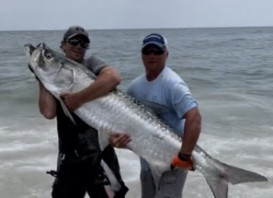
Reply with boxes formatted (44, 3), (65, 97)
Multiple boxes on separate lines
(0, 27), (273, 198)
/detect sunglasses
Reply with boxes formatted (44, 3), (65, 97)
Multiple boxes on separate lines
(142, 48), (164, 55)
(67, 39), (89, 49)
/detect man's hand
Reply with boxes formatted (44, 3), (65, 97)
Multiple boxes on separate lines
(109, 132), (131, 149)
(171, 153), (195, 171)
(61, 92), (82, 111)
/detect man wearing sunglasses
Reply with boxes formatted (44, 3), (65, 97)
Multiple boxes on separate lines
(38, 26), (128, 198)
(110, 33), (201, 198)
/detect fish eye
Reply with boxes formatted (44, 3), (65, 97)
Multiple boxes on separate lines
(43, 51), (54, 60)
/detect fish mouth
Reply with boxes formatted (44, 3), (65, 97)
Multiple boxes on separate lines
(24, 44), (39, 76)
(24, 43), (46, 70)
(24, 44), (36, 57)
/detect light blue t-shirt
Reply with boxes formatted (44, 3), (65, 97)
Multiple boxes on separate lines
(127, 66), (198, 137)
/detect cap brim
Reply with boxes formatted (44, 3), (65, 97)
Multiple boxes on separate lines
(142, 42), (165, 50)
(67, 33), (90, 43)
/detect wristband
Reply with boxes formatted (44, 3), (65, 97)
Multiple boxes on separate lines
(178, 153), (191, 161)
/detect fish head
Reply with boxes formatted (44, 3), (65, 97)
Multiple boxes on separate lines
(24, 43), (75, 94)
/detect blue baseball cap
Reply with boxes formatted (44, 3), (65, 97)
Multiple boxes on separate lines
(142, 33), (168, 50)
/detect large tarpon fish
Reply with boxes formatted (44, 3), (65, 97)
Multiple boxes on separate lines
(24, 43), (267, 198)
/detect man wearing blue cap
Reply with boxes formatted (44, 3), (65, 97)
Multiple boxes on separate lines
(111, 33), (202, 198)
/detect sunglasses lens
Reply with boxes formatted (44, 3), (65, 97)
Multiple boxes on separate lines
(81, 42), (89, 48)
(142, 49), (164, 55)
(68, 39), (89, 48)
(68, 39), (79, 46)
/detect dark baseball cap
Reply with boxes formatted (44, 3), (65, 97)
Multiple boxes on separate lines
(63, 26), (90, 43)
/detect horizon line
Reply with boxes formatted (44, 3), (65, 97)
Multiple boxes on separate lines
(1, 25), (273, 32)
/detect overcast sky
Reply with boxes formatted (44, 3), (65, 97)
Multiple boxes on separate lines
(1, 0), (273, 31)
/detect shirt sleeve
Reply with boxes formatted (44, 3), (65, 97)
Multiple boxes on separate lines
(85, 55), (107, 75)
(170, 82), (198, 119)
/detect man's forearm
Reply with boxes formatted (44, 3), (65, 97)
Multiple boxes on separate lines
(77, 66), (121, 104)
(181, 108), (202, 155)
(39, 82), (57, 119)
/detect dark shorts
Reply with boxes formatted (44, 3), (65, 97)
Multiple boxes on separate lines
(50, 152), (110, 198)
(50, 149), (128, 198)
(52, 176), (110, 198)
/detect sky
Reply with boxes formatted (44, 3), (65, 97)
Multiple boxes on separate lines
(1, 0), (273, 31)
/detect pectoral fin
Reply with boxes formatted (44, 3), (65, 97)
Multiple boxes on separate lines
(55, 95), (76, 125)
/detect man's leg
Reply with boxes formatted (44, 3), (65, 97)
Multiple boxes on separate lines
(155, 169), (187, 198)
(51, 177), (86, 198)
(51, 154), (87, 198)
(87, 184), (112, 198)
(140, 158), (156, 198)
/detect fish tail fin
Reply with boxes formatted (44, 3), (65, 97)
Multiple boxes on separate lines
(204, 162), (268, 198)
(222, 162), (268, 184)
(205, 175), (228, 198)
